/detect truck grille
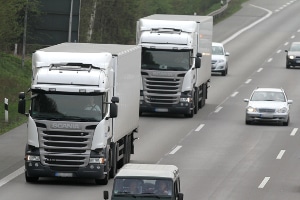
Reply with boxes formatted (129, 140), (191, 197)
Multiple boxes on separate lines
(142, 71), (184, 105)
(39, 129), (93, 168)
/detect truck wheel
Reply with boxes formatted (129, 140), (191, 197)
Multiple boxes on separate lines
(199, 84), (206, 108)
(25, 173), (39, 183)
(109, 144), (117, 178)
(194, 89), (199, 114)
(95, 176), (108, 185)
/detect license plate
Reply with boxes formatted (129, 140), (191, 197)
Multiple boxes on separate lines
(55, 172), (73, 177)
(155, 108), (168, 112)
(261, 113), (273, 118)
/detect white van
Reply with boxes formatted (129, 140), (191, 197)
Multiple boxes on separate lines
(104, 163), (183, 200)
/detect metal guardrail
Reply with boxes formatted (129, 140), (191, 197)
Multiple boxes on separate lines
(208, 0), (232, 17)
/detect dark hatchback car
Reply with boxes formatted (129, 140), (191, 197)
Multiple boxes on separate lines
(285, 42), (300, 69)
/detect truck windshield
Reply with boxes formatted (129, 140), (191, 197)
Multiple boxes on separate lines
(31, 93), (106, 122)
(113, 178), (173, 197)
(142, 49), (191, 71)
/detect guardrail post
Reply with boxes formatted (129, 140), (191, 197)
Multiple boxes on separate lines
(4, 98), (8, 122)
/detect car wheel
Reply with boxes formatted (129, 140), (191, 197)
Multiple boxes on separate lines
(282, 117), (289, 126)
(245, 119), (251, 125)
(221, 69), (226, 76)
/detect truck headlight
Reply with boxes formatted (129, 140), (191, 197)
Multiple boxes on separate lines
(180, 97), (192, 102)
(89, 158), (106, 164)
(26, 155), (40, 161)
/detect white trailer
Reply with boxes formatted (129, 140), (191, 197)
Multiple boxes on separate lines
(104, 163), (183, 200)
(18, 43), (141, 185)
(136, 14), (213, 117)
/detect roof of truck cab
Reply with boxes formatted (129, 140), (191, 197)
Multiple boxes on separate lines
(115, 164), (179, 180)
(141, 14), (212, 22)
(37, 43), (140, 55)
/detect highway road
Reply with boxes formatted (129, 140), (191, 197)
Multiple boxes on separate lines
(1, 0), (300, 199)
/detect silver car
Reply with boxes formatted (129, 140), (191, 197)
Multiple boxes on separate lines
(211, 42), (230, 76)
(244, 88), (292, 126)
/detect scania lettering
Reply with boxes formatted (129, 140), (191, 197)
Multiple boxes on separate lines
(18, 43), (141, 185)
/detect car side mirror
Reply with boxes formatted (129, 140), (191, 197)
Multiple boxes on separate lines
(244, 99), (249, 102)
(288, 100), (293, 104)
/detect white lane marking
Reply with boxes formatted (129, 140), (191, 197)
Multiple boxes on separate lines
(221, 5), (272, 45)
(258, 177), (270, 189)
(291, 35), (295, 39)
(231, 91), (239, 97)
(0, 166), (24, 188)
(195, 124), (205, 132)
(267, 58), (273, 62)
(290, 128), (298, 136)
(276, 50), (281, 54)
(257, 68), (263, 72)
(169, 145), (182, 155)
(276, 150), (285, 159)
(245, 79), (252, 84)
(214, 106), (223, 113)
(284, 42), (289, 46)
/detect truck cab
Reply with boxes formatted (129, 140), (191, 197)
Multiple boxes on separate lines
(104, 163), (183, 200)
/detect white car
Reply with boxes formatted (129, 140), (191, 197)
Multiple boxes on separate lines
(211, 42), (230, 76)
(244, 88), (293, 126)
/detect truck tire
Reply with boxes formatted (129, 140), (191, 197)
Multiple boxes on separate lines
(25, 172), (39, 183)
(95, 175), (108, 185)
(194, 89), (199, 114)
(109, 144), (117, 178)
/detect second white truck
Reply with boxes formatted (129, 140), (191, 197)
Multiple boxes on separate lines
(136, 14), (213, 117)
(18, 43), (141, 185)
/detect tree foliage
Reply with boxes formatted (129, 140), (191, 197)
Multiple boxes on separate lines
(0, 0), (220, 52)
(0, 0), (40, 52)
(79, 0), (220, 44)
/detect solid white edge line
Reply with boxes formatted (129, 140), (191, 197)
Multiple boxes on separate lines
(195, 124), (205, 132)
(169, 146), (182, 155)
(290, 128), (298, 136)
(276, 150), (285, 159)
(0, 166), (24, 188)
(221, 5), (272, 45)
(258, 177), (270, 189)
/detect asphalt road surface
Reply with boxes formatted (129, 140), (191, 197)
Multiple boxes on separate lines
(1, 0), (300, 199)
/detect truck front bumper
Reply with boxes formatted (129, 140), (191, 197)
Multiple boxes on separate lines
(25, 161), (107, 179)
(139, 101), (192, 114)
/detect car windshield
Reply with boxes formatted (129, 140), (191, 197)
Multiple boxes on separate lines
(113, 178), (173, 196)
(251, 91), (285, 102)
(212, 46), (224, 55)
(31, 93), (107, 122)
(290, 43), (300, 51)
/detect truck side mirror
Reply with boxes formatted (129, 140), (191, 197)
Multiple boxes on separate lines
(178, 193), (184, 200)
(195, 57), (201, 69)
(18, 92), (26, 114)
(110, 102), (118, 118)
(103, 191), (109, 200)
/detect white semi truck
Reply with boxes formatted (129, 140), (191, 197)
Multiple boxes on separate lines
(18, 43), (141, 185)
(136, 14), (213, 117)
(104, 163), (183, 200)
